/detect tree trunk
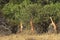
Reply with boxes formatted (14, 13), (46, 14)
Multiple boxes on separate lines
(30, 18), (34, 33)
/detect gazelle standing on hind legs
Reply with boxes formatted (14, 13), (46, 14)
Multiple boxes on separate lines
(30, 18), (34, 33)
(49, 17), (57, 32)
(18, 21), (23, 33)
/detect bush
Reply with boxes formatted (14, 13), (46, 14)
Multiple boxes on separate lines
(2, 2), (60, 34)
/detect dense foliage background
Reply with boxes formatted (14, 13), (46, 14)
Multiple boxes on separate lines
(0, 0), (60, 34)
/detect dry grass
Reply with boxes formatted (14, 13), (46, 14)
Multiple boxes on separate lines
(0, 33), (59, 40)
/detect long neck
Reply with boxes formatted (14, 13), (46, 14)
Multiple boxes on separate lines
(50, 17), (54, 23)
(50, 17), (57, 32)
